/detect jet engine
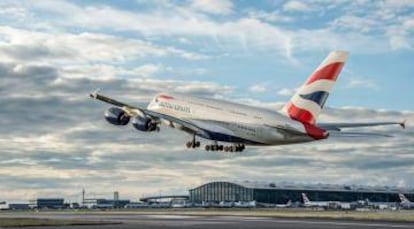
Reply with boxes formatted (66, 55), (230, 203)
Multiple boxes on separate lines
(132, 116), (158, 132)
(104, 107), (130, 125)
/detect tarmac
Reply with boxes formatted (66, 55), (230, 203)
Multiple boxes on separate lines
(2, 212), (414, 229)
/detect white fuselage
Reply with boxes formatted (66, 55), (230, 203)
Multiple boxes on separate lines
(147, 93), (315, 145)
(304, 201), (332, 208)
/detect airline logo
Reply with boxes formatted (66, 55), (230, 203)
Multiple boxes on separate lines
(156, 94), (191, 114)
(285, 51), (349, 125)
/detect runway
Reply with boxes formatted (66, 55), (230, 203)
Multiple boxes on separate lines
(1, 212), (414, 229)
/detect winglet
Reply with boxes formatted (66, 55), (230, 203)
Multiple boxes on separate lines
(400, 120), (406, 129)
(90, 88), (100, 99)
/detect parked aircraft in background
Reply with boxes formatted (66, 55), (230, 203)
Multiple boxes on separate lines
(0, 202), (7, 210)
(399, 194), (414, 209)
(91, 51), (405, 152)
(233, 201), (256, 208)
(302, 193), (332, 208)
(301, 193), (353, 209)
(365, 198), (398, 210)
(256, 200), (292, 208)
(275, 200), (292, 208)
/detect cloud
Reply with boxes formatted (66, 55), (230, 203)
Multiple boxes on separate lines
(383, 0), (414, 8)
(128, 64), (163, 78)
(4, 1), (291, 59)
(247, 10), (293, 23)
(328, 1), (414, 51)
(346, 78), (378, 89)
(0, 26), (207, 64)
(191, 0), (234, 15)
(2, 0), (411, 64)
(283, 1), (311, 12)
(330, 15), (378, 33)
(277, 88), (296, 97)
(248, 83), (268, 93)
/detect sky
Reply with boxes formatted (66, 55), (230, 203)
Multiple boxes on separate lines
(0, 0), (413, 203)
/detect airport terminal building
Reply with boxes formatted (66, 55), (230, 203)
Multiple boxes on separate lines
(189, 181), (414, 204)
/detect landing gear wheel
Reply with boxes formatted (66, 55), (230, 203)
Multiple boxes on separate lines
(205, 145), (210, 151)
(187, 135), (201, 149)
(219, 145), (224, 151)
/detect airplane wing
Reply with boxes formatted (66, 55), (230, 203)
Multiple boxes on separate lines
(89, 90), (210, 138)
(317, 121), (406, 131)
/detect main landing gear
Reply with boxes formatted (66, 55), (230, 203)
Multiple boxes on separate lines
(186, 136), (245, 152)
(186, 135), (200, 148)
(205, 144), (245, 152)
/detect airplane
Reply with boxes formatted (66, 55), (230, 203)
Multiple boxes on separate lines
(255, 200), (291, 208)
(90, 50), (405, 152)
(275, 200), (292, 208)
(301, 193), (356, 209)
(302, 193), (333, 208)
(234, 201), (256, 208)
(399, 193), (414, 209)
(364, 198), (398, 210)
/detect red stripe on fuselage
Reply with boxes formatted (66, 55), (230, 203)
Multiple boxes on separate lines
(305, 62), (344, 85)
(158, 94), (174, 100)
(286, 102), (315, 124)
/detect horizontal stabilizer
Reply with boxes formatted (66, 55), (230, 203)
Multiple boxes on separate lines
(318, 121), (406, 131)
(328, 131), (393, 138)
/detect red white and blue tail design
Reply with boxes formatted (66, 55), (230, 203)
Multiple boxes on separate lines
(283, 51), (349, 125)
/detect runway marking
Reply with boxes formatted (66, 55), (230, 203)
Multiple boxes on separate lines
(213, 217), (414, 228)
(133, 215), (414, 228)
(140, 215), (199, 219)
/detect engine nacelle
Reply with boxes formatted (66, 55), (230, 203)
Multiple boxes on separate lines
(104, 107), (130, 126)
(132, 116), (158, 132)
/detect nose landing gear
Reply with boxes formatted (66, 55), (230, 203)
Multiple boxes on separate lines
(186, 135), (200, 148)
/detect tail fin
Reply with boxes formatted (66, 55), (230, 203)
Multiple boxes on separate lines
(302, 193), (310, 204)
(399, 193), (411, 204)
(283, 51), (349, 124)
